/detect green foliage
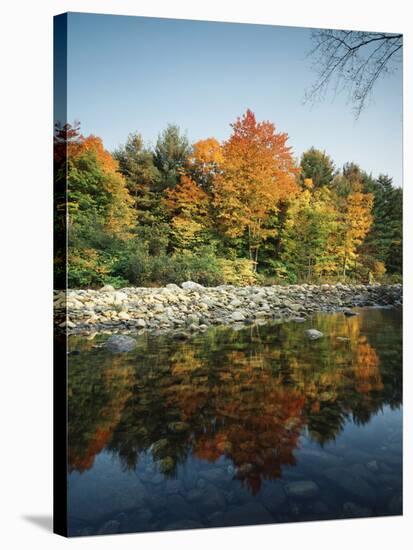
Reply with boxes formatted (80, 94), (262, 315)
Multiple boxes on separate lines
(153, 124), (191, 190)
(300, 147), (335, 188)
(60, 120), (402, 289)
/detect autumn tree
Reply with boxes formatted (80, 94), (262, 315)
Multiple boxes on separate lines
(213, 110), (299, 270)
(166, 174), (210, 249)
(186, 137), (223, 192)
(67, 130), (134, 287)
(280, 182), (341, 281)
(336, 184), (374, 277)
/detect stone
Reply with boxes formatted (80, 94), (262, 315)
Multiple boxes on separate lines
(104, 334), (136, 353)
(165, 283), (181, 290)
(343, 309), (359, 317)
(181, 281), (204, 290)
(101, 284), (115, 292)
(285, 480), (319, 499)
(135, 318), (146, 328)
(305, 329), (324, 340)
(231, 311), (246, 322)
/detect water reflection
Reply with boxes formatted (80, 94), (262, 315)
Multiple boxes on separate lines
(68, 307), (402, 534)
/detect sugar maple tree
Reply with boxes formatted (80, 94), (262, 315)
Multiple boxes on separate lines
(213, 110), (299, 269)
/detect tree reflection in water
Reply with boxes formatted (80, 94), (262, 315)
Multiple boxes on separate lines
(68, 307), (402, 494)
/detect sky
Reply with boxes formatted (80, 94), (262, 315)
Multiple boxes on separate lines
(66, 12), (403, 186)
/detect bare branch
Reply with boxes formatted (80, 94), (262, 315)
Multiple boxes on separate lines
(305, 30), (403, 117)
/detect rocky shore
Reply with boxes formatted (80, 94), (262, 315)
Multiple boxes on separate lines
(55, 282), (402, 336)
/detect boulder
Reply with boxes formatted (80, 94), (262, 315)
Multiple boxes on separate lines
(181, 281), (204, 290)
(231, 311), (246, 322)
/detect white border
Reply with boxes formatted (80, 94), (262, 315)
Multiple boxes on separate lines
(0, 1), (411, 548)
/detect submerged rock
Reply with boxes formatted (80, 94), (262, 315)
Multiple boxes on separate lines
(343, 309), (359, 317)
(104, 334), (136, 353)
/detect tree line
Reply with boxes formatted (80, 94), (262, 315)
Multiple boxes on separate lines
(54, 110), (402, 288)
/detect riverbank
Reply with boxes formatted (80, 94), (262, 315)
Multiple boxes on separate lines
(54, 282), (402, 335)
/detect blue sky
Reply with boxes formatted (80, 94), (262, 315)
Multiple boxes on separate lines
(66, 13), (403, 186)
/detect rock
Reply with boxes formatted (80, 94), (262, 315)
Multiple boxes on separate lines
(292, 317), (306, 323)
(97, 520), (120, 535)
(165, 283), (181, 290)
(101, 284), (115, 292)
(305, 329), (324, 340)
(343, 309), (359, 317)
(117, 311), (130, 320)
(113, 291), (128, 304)
(135, 318), (146, 328)
(285, 480), (319, 499)
(181, 281), (204, 290)
(231, 311), (246, 322)
(104, 334), (136, 353)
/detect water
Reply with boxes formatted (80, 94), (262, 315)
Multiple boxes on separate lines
(67, 306), (402, 536)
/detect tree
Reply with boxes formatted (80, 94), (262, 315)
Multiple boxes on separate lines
(280, 183), (341, 281)
(337, 185), (374, 277)
(67, 132), (134, 287)
(213, 110), (299, 270)
(113, 132), (160, 223)
(166, 175), (210, 249)
(306, 30), (403, 116)
(153, 124), (191, 190)
(300, 147), (335, 188)
(187, 138), (223, 192)
(363, 175), (402, 275)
